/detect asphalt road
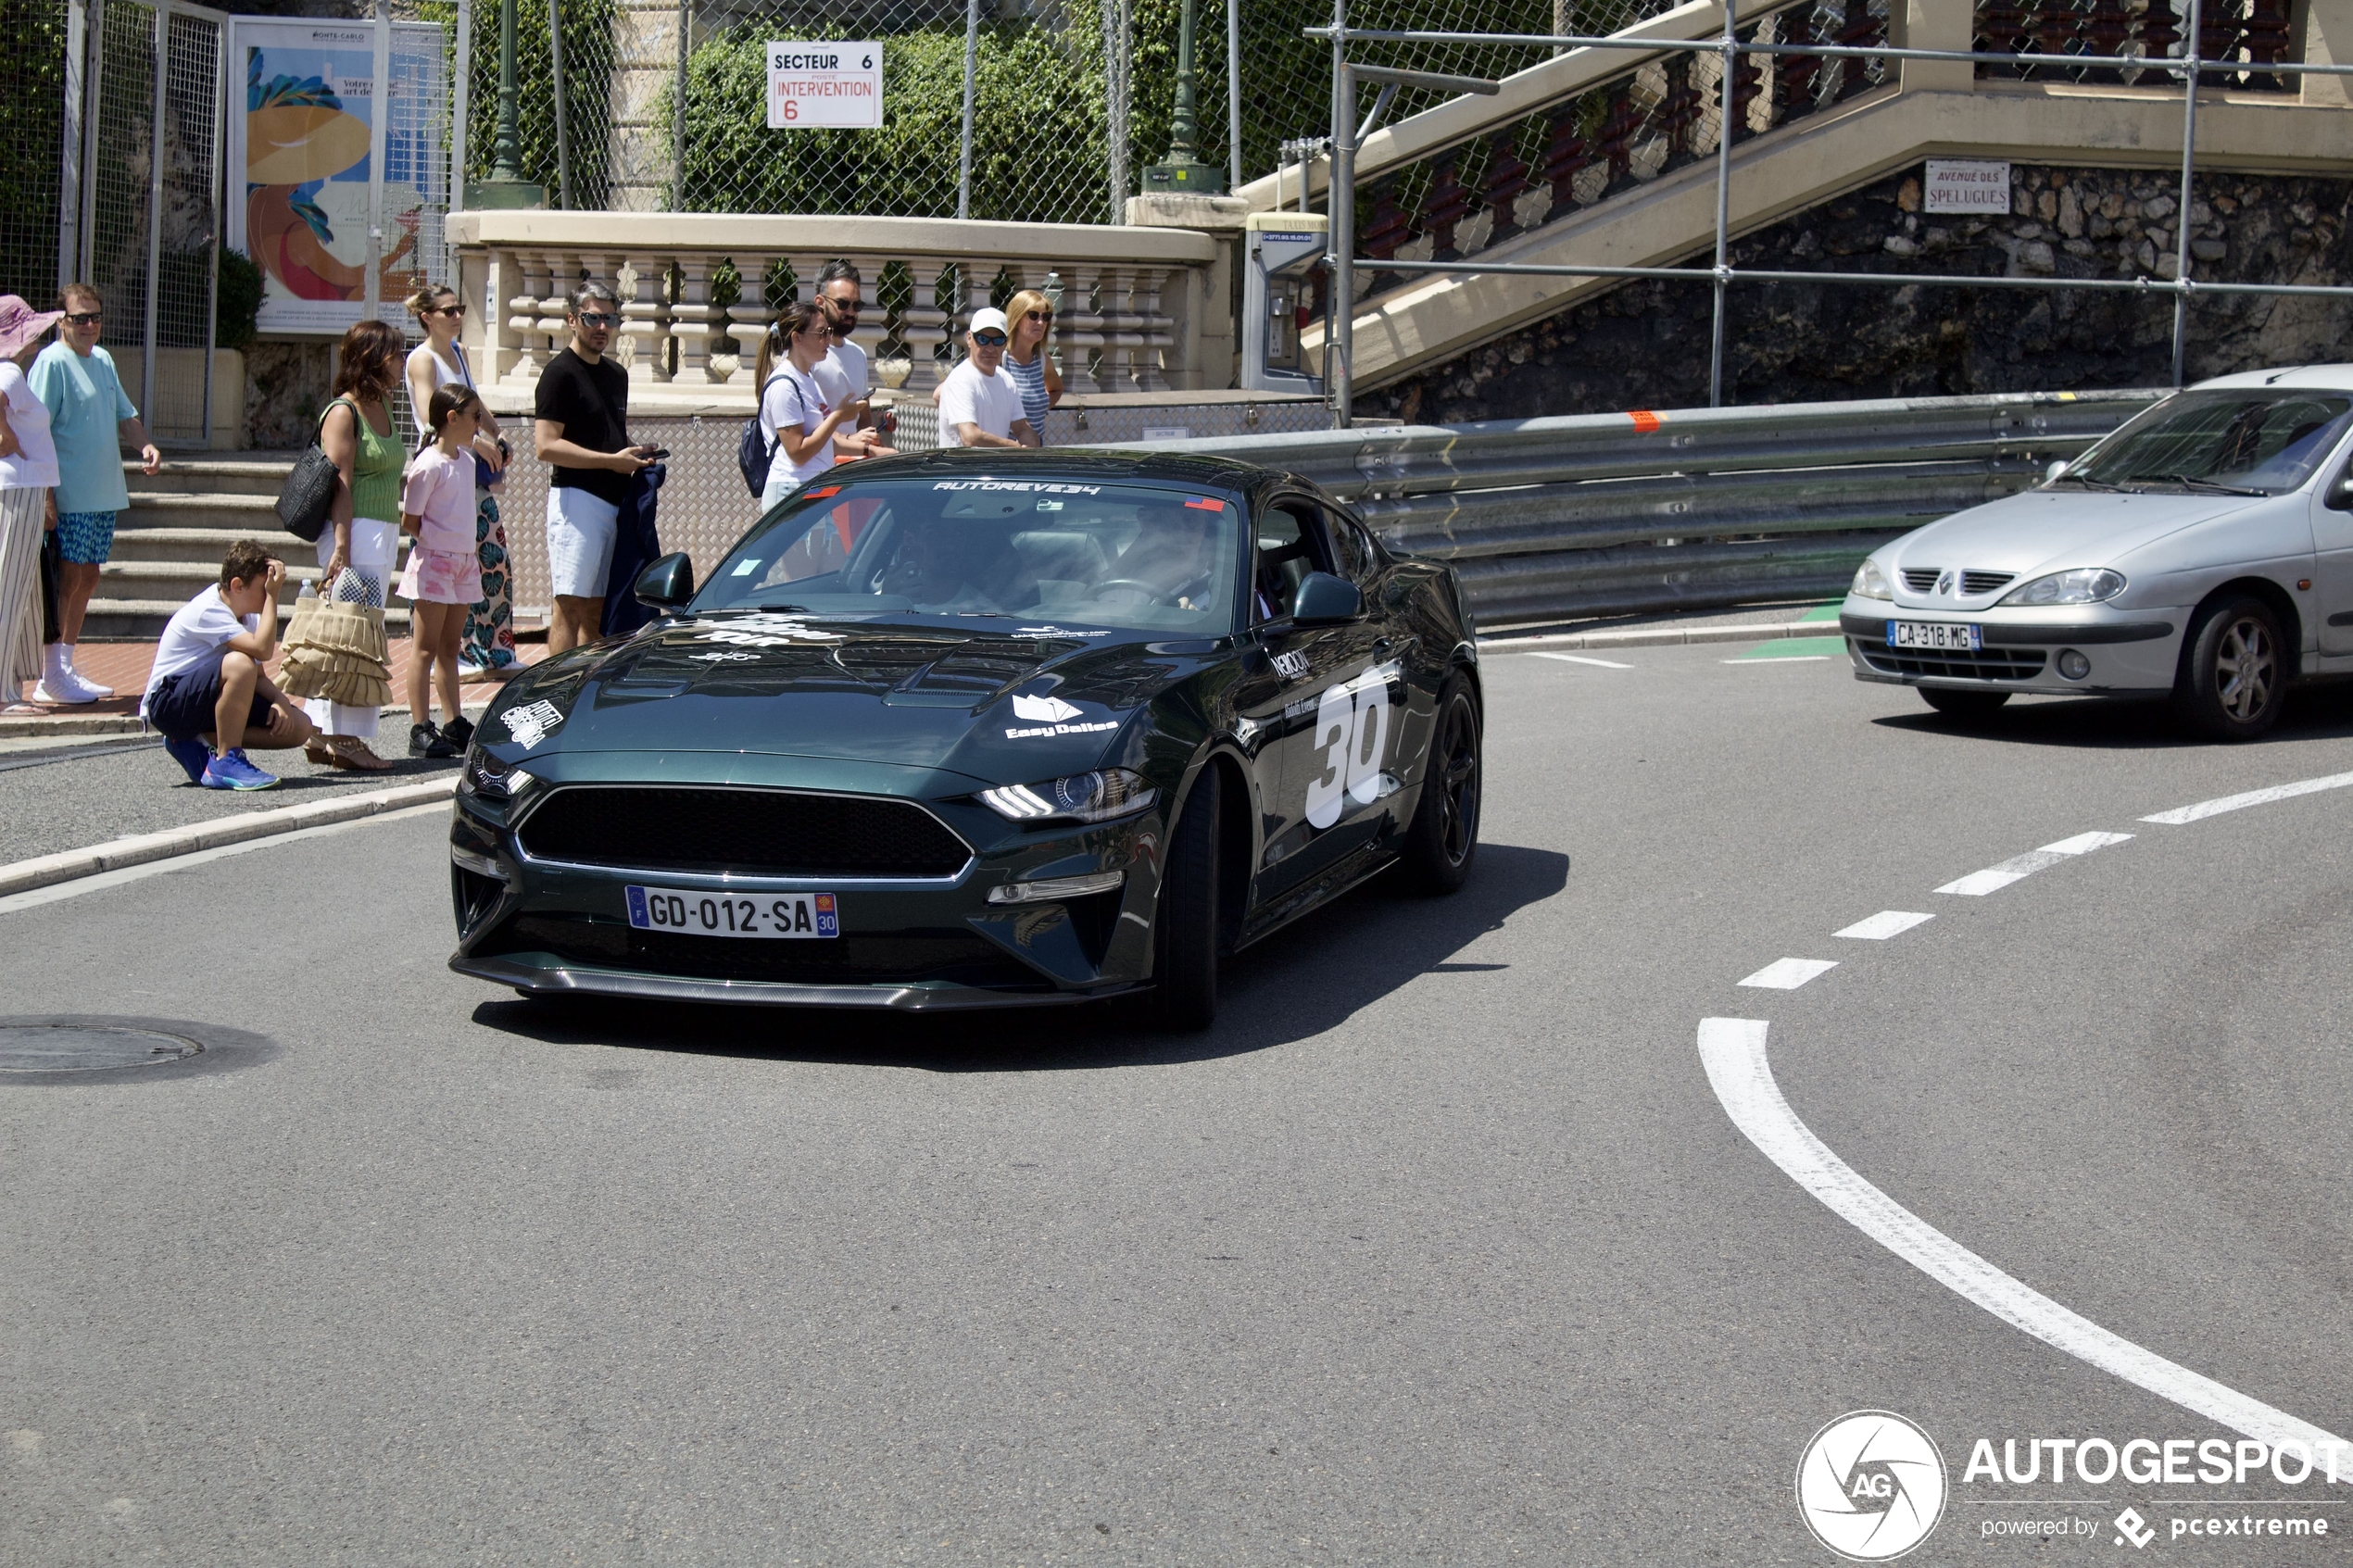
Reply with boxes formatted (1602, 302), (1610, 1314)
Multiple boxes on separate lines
(5, 643), (2351, 1565)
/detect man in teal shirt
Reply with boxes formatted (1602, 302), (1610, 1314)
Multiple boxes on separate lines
(29, 282), (160, 704)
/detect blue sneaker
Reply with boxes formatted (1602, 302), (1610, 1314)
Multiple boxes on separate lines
(199, 748), (280, 791)
(161, 734), (210, 784)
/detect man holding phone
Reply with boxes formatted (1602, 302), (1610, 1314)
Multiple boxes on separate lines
(812, 260), (891, 458)
(534, 280), (659, 654)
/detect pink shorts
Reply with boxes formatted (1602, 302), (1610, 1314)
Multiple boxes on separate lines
(409, 546), (483, 606)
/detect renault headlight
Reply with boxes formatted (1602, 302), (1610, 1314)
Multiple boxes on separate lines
(1998, 568), (2125, 607)
(1851, 558), (1893, 600)
(980, 768), (1157, 824)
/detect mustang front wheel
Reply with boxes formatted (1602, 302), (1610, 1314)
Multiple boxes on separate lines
(1153, 765), (1221, 1030)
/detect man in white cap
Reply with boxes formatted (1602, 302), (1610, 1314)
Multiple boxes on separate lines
(936, 307), (1038, 449)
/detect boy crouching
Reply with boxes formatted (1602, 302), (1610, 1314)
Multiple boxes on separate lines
(141, 539), (319, 789)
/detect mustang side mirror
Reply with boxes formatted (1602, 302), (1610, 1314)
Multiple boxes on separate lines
(634, 551), (696, 609)
(1290, 571), (1364, 625)
(2328, 475), (2353, 512)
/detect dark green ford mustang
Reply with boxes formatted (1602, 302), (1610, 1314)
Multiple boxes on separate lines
(447, 449), (1481, 1027)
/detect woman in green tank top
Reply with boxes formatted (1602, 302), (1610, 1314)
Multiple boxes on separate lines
(310, 319), (408, 771)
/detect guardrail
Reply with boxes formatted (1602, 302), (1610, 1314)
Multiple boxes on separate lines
(1150, 388), (2168, 624)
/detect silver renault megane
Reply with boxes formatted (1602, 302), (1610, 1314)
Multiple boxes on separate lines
(1840, 367), (2353, 740)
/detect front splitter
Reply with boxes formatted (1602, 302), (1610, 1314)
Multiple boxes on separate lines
(451, 950), (1139, 1011)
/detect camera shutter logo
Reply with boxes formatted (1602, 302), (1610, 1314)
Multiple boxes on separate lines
(1795, 1411), (1947, 1561)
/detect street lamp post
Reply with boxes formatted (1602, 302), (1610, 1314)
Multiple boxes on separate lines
(466, 0), (546, 208)
(1143, 0), (1226, 195)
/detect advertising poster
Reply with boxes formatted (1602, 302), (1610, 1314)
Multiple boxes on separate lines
(228, 19), (446, 334)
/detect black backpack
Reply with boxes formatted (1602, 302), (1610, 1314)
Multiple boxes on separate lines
(738, 373), (790, 498)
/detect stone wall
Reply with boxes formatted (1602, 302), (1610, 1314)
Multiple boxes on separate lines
(243, 341), (337, 452)
(1360, 166), (2353, 424)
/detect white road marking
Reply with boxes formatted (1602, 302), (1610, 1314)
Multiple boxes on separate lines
(1528, 652), (1633, 670)
(1937, 832), (2133, 896)
(1698, 1017), (2353, 1458)
(1721, 656), (1834, 664)
(1739, 958), (1839, 990)
(0, 803), (447, 916)
(2142, 768), (2353, 825)
(1836, 910), (1934, 940)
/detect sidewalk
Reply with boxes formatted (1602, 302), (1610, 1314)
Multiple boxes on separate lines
(4, 638), (549, 737)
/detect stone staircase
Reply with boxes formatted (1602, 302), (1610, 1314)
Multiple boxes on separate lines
(93, 455), (409, 641)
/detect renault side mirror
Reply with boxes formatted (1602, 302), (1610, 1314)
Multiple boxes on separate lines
(2045, 459), (2070, 484)
(2329, 474), (2353, 512)
(1290, 571), (1364, 625)
(634, 551), (696, 609)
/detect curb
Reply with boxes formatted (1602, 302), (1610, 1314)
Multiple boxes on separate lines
(0, 713), (147, 739)
(0, 777), (458, 899)
(1479, 619), (1843, 652)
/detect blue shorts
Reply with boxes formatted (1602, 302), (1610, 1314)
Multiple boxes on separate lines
(56, 510), (117, 565)
(146, 668), (271, 743)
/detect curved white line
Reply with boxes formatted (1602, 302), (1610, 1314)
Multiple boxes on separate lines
(1700, 1017), (2351, 1463)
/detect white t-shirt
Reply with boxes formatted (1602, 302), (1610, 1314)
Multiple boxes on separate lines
(812, 338), (868, 412)
(758, 363), (835, 495)
(0, 362), (60, 489)
(937, 358), (1026, 444)
(141, 586), (259, 714)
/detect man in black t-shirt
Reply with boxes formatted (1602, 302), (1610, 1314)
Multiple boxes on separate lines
(534, 281), (657, 653)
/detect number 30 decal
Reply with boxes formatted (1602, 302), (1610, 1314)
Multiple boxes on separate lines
(1304, 676), (1391, 829)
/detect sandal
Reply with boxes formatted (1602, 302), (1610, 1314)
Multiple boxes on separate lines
(323, 734), (395, 772)
(304, 738), (338, 767)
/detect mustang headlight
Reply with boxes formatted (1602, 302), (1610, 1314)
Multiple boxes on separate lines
(1851, 558), (1893, 600)
(458, 749), (535, 801)
(980, 768), (1157, 824)
(1998, 568), (2126, 607)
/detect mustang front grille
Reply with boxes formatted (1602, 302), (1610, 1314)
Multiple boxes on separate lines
(517, 786), (972, 878)
(1856, 643), (2048, 681)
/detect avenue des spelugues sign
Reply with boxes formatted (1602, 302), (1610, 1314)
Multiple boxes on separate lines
(767, 42), (882, 130)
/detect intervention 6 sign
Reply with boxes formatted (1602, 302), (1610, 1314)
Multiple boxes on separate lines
(767, 42), (882, 129)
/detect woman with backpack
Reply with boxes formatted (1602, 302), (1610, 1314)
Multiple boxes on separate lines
(752, 299), (854, 515)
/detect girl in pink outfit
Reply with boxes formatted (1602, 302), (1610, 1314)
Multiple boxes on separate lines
(400, 385), (486, 759)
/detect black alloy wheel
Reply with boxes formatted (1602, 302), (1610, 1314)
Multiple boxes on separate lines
(1401, 677), (1481, 895)
(1153, 765), (1221, 1031)
(1919, 687), (2012, 721)
(2174, 595), (2288, 741)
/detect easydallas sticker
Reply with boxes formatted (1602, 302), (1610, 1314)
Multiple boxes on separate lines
(1004, 691), (1118, 739)
(1798, 1411), (1948, 1561)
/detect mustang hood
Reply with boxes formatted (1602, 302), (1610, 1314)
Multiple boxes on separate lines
(1894, 488), (2265, 578)
(482, 615), (1205, 780)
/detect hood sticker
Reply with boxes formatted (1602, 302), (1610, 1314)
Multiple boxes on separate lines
(688, 650), (759, 663)
(500, 698), (567, 749)
(1014, 623), (1114, 638)
(1004, 690), (1119, 740)
(693, 610), (844, 648)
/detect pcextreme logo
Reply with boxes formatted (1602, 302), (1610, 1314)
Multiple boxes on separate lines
(1797, 1411), (1950, 1561)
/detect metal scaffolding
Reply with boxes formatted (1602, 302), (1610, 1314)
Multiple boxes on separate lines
(1313, 4), (2353, 426)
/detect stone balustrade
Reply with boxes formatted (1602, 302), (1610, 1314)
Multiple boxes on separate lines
(447, 211), (1229, 414)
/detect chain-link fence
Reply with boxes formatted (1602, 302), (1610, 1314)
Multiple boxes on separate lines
(0, 0), (71, 310)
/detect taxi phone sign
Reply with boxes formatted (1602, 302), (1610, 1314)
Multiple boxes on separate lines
(767, 42), (882, 129)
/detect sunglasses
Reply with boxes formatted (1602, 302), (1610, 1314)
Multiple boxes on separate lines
(575, 312), (620, 329)
(432, 303), (466, 318)
(1025, 309), (1052, 321)
(972, 332), (1008, 347)
(63, 311), (101, 326)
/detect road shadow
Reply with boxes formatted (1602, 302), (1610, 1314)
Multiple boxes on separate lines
(467, 843), (1571, 1073)
(1869, 680), (2353, 752)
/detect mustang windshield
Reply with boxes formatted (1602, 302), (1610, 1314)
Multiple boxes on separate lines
(2068, 390), (2353, 494)
(691, 479), (1244, 631)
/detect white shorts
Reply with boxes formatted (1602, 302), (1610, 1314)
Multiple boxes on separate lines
(546, 484), (621, 600)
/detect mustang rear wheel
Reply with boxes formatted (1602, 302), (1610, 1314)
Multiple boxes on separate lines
(1153, 765), (1221, 1031)
(1400, 677), (1481, 895)
(2174, 595), (2288, 742)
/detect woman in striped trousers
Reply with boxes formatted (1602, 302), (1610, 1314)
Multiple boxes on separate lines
(0, 295), (64, 712)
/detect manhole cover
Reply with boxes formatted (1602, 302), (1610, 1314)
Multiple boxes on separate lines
(0, 1023), (202, 1073)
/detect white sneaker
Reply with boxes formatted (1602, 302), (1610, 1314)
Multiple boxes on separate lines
(31, 679), (94, 706)
(61, 667), (112, 700)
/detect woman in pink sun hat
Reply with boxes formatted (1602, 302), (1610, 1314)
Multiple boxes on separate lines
(0, 294), (65, 714)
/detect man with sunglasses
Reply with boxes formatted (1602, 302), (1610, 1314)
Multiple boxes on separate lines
(810, 261), (888, 458)
(533, 281), (658, 654)
(936, 307), (1038, 449)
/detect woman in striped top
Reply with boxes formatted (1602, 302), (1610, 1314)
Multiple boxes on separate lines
(1001, 288), (1063, 440)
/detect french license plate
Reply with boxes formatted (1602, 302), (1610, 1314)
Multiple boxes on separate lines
(1887, 620), (1982, 651)
(625, 886), (839, 939)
